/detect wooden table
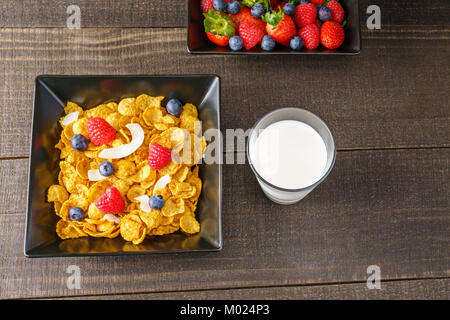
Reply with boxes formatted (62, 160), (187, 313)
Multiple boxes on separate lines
(0, 0), (448, 299)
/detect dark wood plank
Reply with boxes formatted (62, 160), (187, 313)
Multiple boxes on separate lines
(0, 27), (449, 158)
(0, 0), (448, 28)
(1, 149), (448, 298)
(56, 278), (450, 300)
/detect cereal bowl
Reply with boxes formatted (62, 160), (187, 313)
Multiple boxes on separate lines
(25, 75), (222, 257)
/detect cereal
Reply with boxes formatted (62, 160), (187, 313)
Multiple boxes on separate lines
(47, 95), (204, 244)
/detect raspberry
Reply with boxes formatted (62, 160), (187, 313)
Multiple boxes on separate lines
(148, 143), (172, 170)
(294, 3), (317, 28)
(95, 187), (125, 214)
(87, 117), (116, 146)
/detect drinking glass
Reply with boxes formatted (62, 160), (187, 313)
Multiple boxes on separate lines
(247, 108), (336, 205)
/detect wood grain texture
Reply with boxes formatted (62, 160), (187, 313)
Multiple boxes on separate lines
(56, 278), (450, 300)
(0, 27), (449, 158)
(1, 149), (448, 298)
(0, 0), (448, 28)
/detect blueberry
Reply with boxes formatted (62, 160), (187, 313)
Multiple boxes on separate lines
(229, 36), (243, 51)
(283, 3), (295, 16)
(213, 0), (227, 11)
(69, 207), (85, 221)
(261, 35), (276, 51)
(226, 0), (240, 15)
(290, 36), (304, 51)
(71, 134), (89, 152)
(149, 195), (165, 210)
(318, 6), (332, 22)
(99, 161), (114, 177)
(251, 3), (265, 19)
(166, 98), (183, 116)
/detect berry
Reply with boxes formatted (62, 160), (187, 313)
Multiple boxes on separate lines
(69, 207), (85, 221)
(86, 117), (116, 146)
(201, 0), (214, 13)
(261, 35), (276, 51)
(290, 35), (304, 50)
(95, 187), (125, 214)
(263, 10), (297, 46)
(310, 0), (324, 5)
(213, 0), (227, 11)
(320, 20), (345, 49)
(239, 20), (264, 50)
(149, 195), (165, 210)
(299, 23), (320, 49)
(229, 35), (244, 51)
(318, 6), (332, 22)
(99, 161), (114, 177)
(299, 0), (310, 3)
(166, 98), (183, 116)
(148, 142), (172, 170)
(326, 0), (344, 23)
(251, 3), (265, 19)
(230, 7), (266, 34)
(294, 3), (317, 28)
(227, 0), (241, 15)
(283, 3), (295, 16)
(203, 8), (237, 47)
(71, 134), (89, 152)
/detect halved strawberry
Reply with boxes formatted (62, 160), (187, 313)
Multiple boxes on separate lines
(203, 8), (237, 47)
(263, 8), (297, 46)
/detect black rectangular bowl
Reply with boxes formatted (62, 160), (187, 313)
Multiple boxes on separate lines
(188, 0), (360, 55)
(25, 75), (222, 257)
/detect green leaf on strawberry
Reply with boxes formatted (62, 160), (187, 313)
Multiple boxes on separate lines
(262, 8), (285, 29)
(203, 8), (237, 38)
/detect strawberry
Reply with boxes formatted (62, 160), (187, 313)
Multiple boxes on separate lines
(86, 117), (116, 146)
(230, 6), (266, 34)
(95, 187), (125, 214)
(201, 0), (230, 13)
(320, 20), (345, 49)
(148, 142), (172, 170)
(326, 0), (344, 23)
(263, 9), (297, 46)
(294, 3), (317, 28)
(239, 19), (265, 49)
(299, 23), (320, 50)
(203, 8), (237, 47)
(310, 0), (325, 5)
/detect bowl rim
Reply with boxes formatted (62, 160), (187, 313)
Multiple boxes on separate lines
(25, 74), (223, 257)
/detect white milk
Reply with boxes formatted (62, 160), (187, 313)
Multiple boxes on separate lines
(250, 120), (328, 189)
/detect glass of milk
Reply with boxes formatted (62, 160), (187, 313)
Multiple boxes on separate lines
(247, 108), (336, 205)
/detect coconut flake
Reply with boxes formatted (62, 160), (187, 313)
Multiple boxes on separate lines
(103, 213), (121, 224)
(88, 169), (107, 181)
(153, 174), (171, 192)
(98, 123), (144, 159)
(61, 111), (79, 126)
(134, 195), (150, 213)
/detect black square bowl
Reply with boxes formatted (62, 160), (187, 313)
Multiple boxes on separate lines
(188, 0), (360, 55)
(25, 75), (222, 257)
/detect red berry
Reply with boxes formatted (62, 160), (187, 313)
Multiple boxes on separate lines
(148, 143), (172, 170)
(265, 14), (297, 46)
(310, 0), (325, 5)
(206, 32), (230, 46)
(326, 0), (345, 23)
(95, 187), (125, 214)
(320, 20), (345, 49)
(299, 24), (320, 50)
(87, 117), (116, 146)
(239, 20), (264, 50)
(294, 3), (317, 28)
(230, 7), (266, 34)
(201, 0), (230, 13)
